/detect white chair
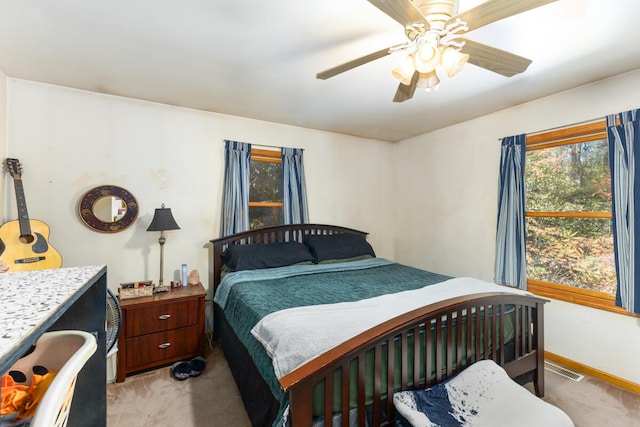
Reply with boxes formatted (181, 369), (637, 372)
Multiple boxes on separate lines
(394, 359), (574, 427)
(7, 330), (97, 427)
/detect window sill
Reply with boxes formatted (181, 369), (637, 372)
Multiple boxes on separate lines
(527, 280), (637, 317)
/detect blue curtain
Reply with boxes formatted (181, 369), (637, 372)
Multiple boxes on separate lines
(494, 134), (527, 289)
(607, 109), (640, 313)
(220, 140), (251, 236)
(282, 147), (309, 224)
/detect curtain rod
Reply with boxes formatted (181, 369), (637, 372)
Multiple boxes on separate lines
(223, 139), (304, 151)
(499, 115), (606, 141)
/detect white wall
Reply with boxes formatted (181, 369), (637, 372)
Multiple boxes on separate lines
(394, 69), (640, 385)
(4, 79), (395, 302)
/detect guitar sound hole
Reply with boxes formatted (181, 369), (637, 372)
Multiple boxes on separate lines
(20, 234), (35, 244)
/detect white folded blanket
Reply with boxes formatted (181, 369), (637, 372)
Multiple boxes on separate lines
(251, 277), (529, 379)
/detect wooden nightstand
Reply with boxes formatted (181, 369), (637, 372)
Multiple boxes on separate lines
(116, 283), (207, 382)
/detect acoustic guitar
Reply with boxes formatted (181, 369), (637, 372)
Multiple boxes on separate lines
(0, 158), (62, 271)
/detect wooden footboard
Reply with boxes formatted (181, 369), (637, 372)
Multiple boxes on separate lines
(279, 292), (547, 427)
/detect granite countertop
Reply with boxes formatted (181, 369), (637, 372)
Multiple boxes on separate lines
(0, 265), (106, 362)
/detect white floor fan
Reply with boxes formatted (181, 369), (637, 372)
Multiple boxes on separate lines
(106, 288), (122, 359)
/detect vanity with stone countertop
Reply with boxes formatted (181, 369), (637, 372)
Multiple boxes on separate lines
(0, 265), (107, 427)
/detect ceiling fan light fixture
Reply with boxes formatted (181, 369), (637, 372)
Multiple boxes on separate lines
(316, 0), (551, 102)
(416, 70), (440, 91)
(440, 46), (469, 78)
(391, 53), (416, 86)
(413, 40), (441, 73)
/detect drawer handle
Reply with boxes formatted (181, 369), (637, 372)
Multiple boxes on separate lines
(158, 342), (171, 349)
(158, 314), (171, 320)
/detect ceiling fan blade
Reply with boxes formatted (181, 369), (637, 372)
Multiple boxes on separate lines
(317, 47), (394, 80)
(448, 0), (559, 32)
(367, 0), (425, 27)
(460, 38), (532, 77)
(393, 71), (419, 103)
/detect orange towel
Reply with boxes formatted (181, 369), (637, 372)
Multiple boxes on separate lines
(1, 371), (57, 420)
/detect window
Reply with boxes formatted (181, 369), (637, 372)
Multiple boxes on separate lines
(249, 148), (282, 229)
(524, 121), (624, 313)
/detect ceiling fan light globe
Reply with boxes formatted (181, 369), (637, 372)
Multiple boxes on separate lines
(441, 47), (469, 78)
(414, 42), (441, 73)
(416, 70), (440, 90)
(392, 54), (416, 86)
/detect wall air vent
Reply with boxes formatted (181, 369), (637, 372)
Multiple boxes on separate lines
(544, 361), (584, 382)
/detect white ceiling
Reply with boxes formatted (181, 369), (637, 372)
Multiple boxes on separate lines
(0, 0), (639, 142)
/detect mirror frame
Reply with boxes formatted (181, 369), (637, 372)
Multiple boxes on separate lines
(78, 185), (138, 233)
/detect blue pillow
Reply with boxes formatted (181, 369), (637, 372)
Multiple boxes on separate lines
(303, 233), (375, 263)
(221, 241), (314, 272)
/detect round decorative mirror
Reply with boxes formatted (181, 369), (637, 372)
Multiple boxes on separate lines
(78, 185), (138, 233)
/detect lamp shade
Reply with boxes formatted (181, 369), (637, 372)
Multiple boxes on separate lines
(416, 70), (441, 91)
(413, 40), (440, 73)
(392, 54), (416, 86)
(146, 206), (180, 232)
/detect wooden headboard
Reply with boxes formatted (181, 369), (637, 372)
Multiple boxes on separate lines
(209, 223), (368, 292)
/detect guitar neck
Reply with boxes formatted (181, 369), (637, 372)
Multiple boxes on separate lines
(13, 177), (32, 237)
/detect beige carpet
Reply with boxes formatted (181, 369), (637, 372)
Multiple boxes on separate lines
(107, 346), (250, 427)
(526, 370), (640, 427)
(107, 345), (640, 427)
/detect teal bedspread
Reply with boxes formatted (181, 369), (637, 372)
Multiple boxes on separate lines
(214, 258), (451, 425)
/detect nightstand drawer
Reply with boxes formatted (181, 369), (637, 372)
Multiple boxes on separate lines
(125, 298), (200, 337)
(125, 325), (202, 370)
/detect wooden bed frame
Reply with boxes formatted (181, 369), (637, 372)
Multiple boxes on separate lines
(211, 224), (547, 427)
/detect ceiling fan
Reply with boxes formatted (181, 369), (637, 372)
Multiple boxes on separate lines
(316, 0), (558, 102)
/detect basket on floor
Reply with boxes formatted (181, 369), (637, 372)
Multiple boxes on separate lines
(5, 330), (97, 427)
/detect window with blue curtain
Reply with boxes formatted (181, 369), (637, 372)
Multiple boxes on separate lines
(498, 115), (640, 315)
(220, 142), (309, 236)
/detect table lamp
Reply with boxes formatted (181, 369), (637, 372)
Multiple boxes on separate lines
(147, 204), (180, 292)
